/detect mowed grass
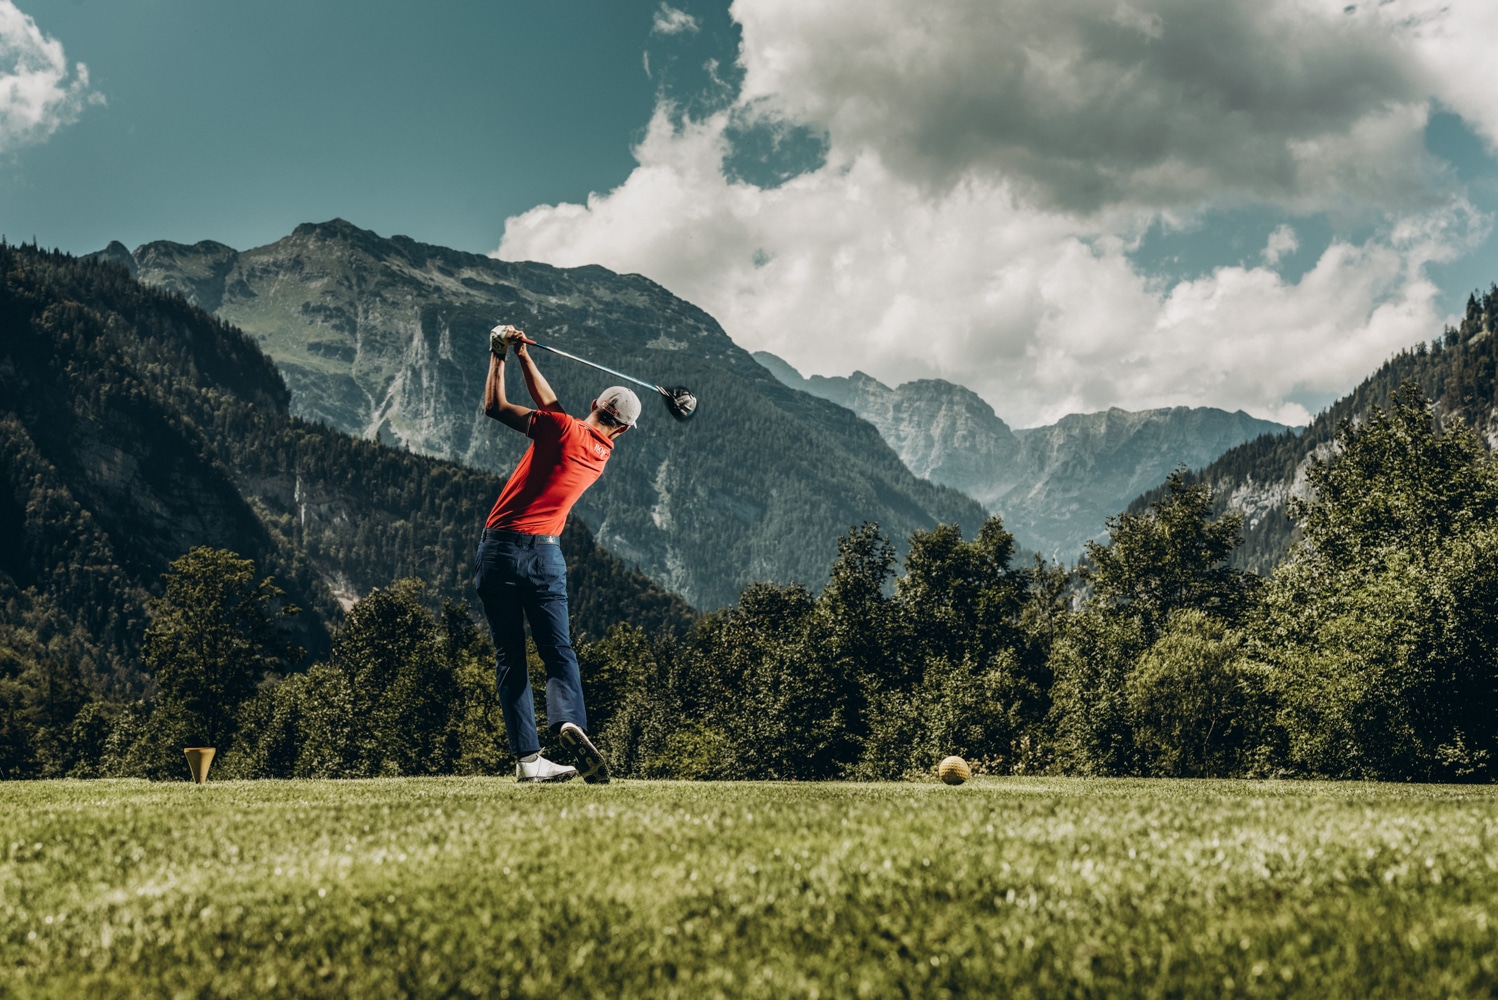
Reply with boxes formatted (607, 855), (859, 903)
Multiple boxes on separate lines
(2, 778), (1496, 999)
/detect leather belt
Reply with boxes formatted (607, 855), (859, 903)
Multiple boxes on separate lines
(482, 527), (560, 545)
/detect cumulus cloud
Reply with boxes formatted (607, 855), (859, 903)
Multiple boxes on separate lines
(1262, 224), (1299, 266)
(730, 0), (1448, 215)
(499, 0), (1493, 427)
(1370, 0), (1498, 151)
(0, 1), (100, 154)
(651, 3), (699, 37)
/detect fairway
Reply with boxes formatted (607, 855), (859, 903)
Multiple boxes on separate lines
(3, 779), (1496, 998)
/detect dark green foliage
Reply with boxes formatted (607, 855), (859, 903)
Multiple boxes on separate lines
(0, 634), (93, 779)
(1050, 473), (1257, 777)
(588, 517), (1062, 780)
(221, 664), (358, 780)
(1088, 469), (1252, 639)
(1257, 383), (1498, 780)
(1288, 381), (1498, 570)
(100, 547), (300, 780)
(695, 580), (849, 779)
(0, 241), (690, 778)
(333, 580), (459, 776)
(900, 519), (1023, 663)
(1046, 610), (1148, 776)
(859, 650), (1036, 780)
(589, 624), (692, 778)
(222, 583), (508, 780)
(144, 547), (301, 747)
(1125, 612), (1272, 778)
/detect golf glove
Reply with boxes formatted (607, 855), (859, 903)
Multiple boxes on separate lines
(490, 324), (525, 357)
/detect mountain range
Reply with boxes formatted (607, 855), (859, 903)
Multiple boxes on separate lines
(753, 352), (1288, 558)
(99, 220), (986, 609)
(100, 216), (1483, 592)
(0, 242), (690, 697)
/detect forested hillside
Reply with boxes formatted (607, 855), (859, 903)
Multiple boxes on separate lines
(0, 242), (691, 752)
(112, 220), (988, 609)
(7, 243), (1494, 786)
(1131, 285), (1498, 573)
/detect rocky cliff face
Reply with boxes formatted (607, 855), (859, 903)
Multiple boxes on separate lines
(118, 221), (987, 609)
(1008, 407), (1289, 557)
(755, 353), (1025, 499)
(756, 352), (1288, 559)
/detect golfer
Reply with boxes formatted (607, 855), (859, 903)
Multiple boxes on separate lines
(474, 324), (638, 783)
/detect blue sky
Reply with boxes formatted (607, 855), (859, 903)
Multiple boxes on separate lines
(0, 0), (726, 253)
(4, 0), (1497, 426)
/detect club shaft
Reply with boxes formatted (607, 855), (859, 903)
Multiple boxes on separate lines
(526, 341), (660, 393)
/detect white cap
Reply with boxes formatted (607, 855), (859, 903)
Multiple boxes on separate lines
(597, 386), (642, 427)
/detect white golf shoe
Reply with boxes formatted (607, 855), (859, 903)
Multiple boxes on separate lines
(515, 752), (578, 783)
(558, 722), (611, 784)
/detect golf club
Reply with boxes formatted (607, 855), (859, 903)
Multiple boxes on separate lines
(516, 335), (698, 422)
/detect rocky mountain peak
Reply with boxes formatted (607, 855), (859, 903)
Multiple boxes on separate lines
(122, 223), (986, 609)
(755, 353), (1288, 559)
(90, 240), (138, 278)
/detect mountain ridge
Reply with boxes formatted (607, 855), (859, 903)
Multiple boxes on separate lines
(754, 351), (1289, 558)
(112, 220), (989, 609)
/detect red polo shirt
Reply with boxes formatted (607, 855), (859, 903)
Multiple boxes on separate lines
(486, 407), (614, 536)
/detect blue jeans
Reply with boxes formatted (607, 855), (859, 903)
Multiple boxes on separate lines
(473, 535), (587, 756)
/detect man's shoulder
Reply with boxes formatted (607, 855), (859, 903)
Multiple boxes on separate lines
(529, 405), (574, 437)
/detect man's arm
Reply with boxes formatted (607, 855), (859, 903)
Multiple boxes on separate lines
(512, 344), (562, 411)
(483, 349), (534, 433)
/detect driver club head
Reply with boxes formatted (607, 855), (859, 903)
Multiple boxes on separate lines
(659, 386), (697, 422)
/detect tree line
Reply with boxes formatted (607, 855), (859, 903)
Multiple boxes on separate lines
(7, 379), (1493, 782)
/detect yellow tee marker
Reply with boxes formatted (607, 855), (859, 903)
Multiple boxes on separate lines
(184, 747), (216, 784)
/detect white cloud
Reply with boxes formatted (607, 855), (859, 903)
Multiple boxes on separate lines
(729, 0), (1448, 214)
(1262, 224), (1299, 266)
(0, 1), (100, 154)
(1369, 0), (1498, 151)
(651, 3), (699, 37)
(499, 0), (1494, 428)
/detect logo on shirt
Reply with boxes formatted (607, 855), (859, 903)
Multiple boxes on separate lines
(592, 443), (610, 460)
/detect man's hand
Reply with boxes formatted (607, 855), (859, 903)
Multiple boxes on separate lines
(490, 324), (526, 357)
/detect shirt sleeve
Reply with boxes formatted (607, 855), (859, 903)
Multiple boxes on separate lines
(527, 408), (571, 443)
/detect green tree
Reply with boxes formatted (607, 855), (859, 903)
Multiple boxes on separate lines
(899, 517), (1024, 665)
(854, 515), (1053, 778)
(145, 547), (301, 744)
(1087, 470), (1251, 640)
(1126, 611), (1271, 778)
(592, 624), (694, 778)
(1289, 381), (1498, 571)
(693, 581), (830, 779)
(116, 548), (300, 777)
(1046, 610), (1148, 775)
(1050, 475), (1251, 776)
(332, 579), (459, 777)
(226, 664), (358, 779)
(1259, 383), (1498, 779)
